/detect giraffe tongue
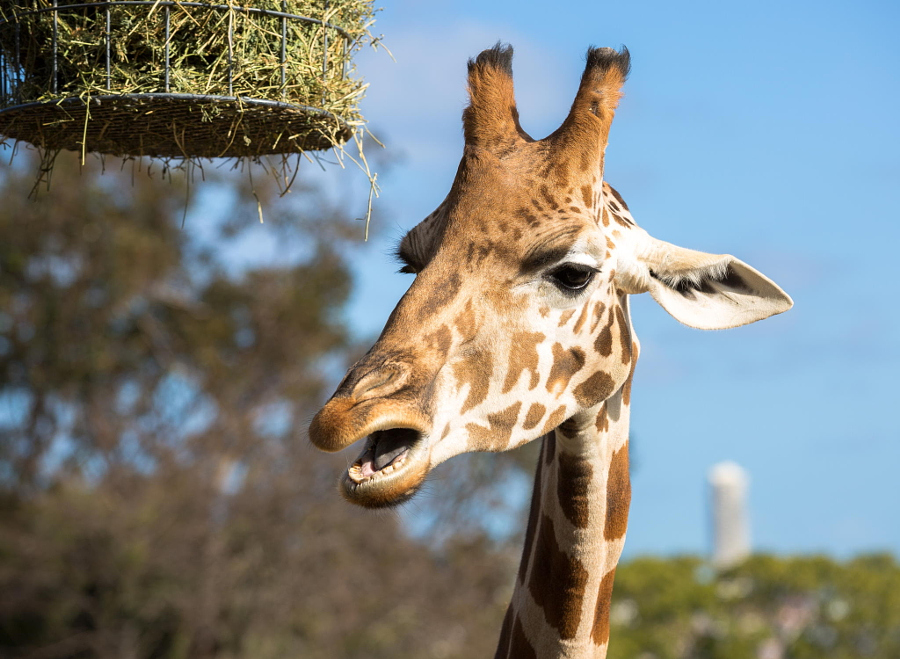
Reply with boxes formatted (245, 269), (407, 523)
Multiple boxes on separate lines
(372, 429), (416, 470)
(353, 429), (418, 480)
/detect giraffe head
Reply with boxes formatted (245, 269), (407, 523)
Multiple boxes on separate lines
(310, 45), (792, 508)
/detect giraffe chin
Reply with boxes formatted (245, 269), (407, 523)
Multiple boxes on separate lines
(339, 428), (430, 509)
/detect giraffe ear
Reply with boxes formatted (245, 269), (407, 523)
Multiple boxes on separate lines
(616, 237), (793, 330)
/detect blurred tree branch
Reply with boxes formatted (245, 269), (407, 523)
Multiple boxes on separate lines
(0, 151), (515, 659)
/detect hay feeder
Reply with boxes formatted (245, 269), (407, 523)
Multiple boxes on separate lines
(0, 0), (374, 159)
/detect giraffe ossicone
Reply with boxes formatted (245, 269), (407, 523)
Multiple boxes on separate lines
(310, 44), (791, 658)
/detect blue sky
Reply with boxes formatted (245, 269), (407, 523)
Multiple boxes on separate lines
(321, 0), (900, 558)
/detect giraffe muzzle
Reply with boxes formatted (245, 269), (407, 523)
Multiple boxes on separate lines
(309, 397), (430, 452)
(309, 396), (433, 507)
(340, 427), (429, 508)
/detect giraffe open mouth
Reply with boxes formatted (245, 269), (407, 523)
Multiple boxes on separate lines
(349, 428), (419, 480)
(341, 428), (428, 508)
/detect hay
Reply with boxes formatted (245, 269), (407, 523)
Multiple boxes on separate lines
(0, 0), (377, 158)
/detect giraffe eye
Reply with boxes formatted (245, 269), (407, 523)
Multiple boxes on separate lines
(547, 264), (597, 292)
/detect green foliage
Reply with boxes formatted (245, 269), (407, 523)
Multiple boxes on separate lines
(0, 153), (513, 659)
(609, 553), (900, 659)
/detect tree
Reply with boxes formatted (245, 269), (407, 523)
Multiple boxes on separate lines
(0, 152), (513, 659)
(609, 553), (900, 659)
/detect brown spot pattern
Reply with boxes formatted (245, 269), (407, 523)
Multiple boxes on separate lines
(604, 443), (631, 540)
(523, 403), (546, 430)
(466, 402), (522, 450)
(528, 514), (589, 640)
(608, 184), (631, 212)
(540, 184), (559, 210)
(579, 150), (591, 173)
(573, 370), (616, 407)
(503, 331), (545, 393)
(615, 305), (632, 365)
(590, 301), (607, 333)
(557, 450), (594, 528)
(454, 299), (478, 344)
(572, 304), (590, 334)
(581, 184), (593, 208)
(590, 567), (617, 646)
(611, 211), (631, 229)
(517, 450), (544, 584)
(621, 374), (633, 407)
(558, 309), (576, 326)
(595, 403), (609, 432)
(546, 343), (586, 393)
(544, 432), (556, 464)
(516, 207), (542, 228)
(541, 404), (568, 434)
(420, 272), (461, 317)
(556, 419), (579, 439)
(454, 351), (493, 414)
(510, 615), (538, 659)
(594, 310), (615, 356)
(622, 342), (638, 406)
(495, 607), (514, 659)
(425, 324), (453, 357)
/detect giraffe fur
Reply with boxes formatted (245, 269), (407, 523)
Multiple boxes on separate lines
(309, 44), (792, 658)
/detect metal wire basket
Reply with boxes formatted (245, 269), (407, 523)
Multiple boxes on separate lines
(0, 1), (371, 158)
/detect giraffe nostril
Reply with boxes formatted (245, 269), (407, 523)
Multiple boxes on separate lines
(352, 364), (408, 399)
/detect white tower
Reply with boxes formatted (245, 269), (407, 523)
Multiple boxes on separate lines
(708, 461), (751, 569)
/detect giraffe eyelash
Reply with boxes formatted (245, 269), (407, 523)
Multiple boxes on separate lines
(546, 263), (599, 294)
(392, 244), (420, 274)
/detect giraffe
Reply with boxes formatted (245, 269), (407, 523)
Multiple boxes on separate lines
(309, 44), (792, 658)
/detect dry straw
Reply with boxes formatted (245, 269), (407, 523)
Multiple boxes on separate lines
(0, 0), (381, 210)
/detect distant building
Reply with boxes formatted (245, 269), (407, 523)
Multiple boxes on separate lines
(709, 461), (751, 569)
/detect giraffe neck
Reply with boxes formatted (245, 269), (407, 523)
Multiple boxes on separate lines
(495, 379), (633, 659)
